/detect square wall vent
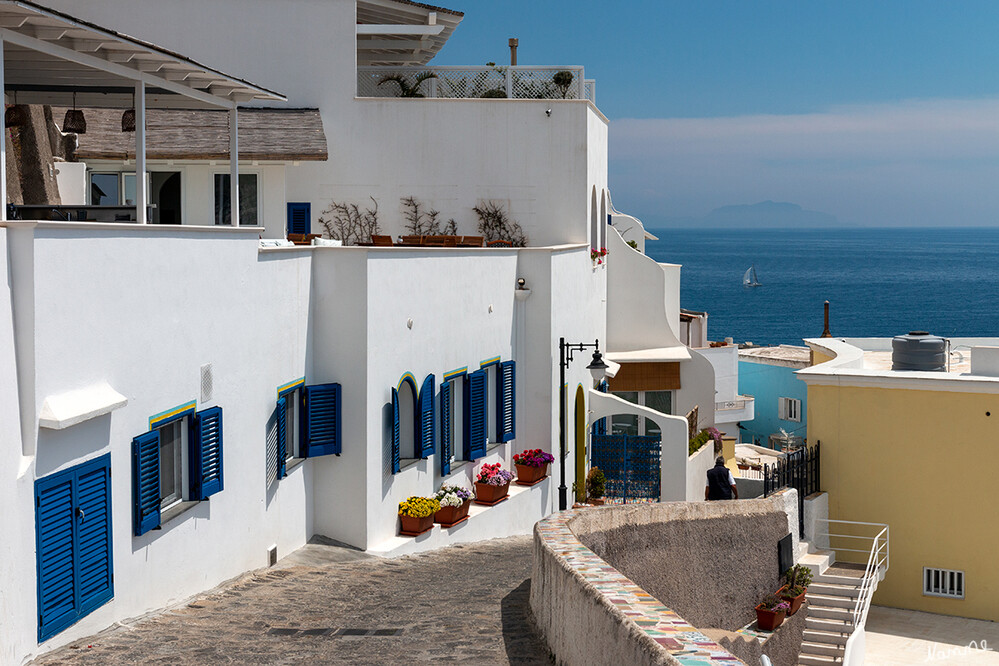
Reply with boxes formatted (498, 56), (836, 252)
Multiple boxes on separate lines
(200, 363), (214, 403)
(923, 567), (964, 599)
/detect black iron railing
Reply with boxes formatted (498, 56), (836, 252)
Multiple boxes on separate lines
(763, 442), (821, 537)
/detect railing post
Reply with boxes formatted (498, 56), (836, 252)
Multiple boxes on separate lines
(505, 68), (513, 98)
(577, 67), (585, 99)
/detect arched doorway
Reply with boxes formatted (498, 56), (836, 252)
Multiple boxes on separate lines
(574, 385), (587, 502)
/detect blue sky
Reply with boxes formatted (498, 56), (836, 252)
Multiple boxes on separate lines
(436, 1), (999, 226)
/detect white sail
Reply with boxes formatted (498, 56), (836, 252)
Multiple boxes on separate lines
(743, 265), (761, 287)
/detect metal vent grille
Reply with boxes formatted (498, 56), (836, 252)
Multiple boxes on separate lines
(200, 363), (213, 403)
(924, 567), (964, 598)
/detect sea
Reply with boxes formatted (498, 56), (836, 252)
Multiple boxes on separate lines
(644, 227), (999, 347)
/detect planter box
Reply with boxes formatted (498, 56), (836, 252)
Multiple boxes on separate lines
(515, 463), (549, 486)
(399, 513), (434, 537)
(755, 605), (786, 631)
(778, 585), (807, 616)
(434, 499), (471, 528)
(474, 482), (510, 506)
(588, 498), (605, 506)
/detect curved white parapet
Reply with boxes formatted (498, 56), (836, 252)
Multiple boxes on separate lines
(800, 338), (865, 371)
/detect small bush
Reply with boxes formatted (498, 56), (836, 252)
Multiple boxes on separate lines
(586, 467), (606, 499)
(473, 200), (527, 246)
(401, 196), (457, 236)
(318, 196), (380, 245)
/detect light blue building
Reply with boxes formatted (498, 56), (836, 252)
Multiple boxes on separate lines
(737, 345), (810, 448)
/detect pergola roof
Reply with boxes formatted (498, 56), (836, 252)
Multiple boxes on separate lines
(0, 0), (285, 108)
(356, 0), (463, 66)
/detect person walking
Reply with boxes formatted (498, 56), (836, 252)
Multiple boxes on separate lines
(705, 455), (738, 500)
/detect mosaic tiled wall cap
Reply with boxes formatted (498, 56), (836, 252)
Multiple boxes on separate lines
(536, 509), (745, 665)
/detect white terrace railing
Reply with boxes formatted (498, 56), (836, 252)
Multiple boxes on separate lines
(817, 519), (890, 666)
(357, 65), (596, 104)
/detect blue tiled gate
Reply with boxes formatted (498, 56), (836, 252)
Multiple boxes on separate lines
(590, 434), (661, 502)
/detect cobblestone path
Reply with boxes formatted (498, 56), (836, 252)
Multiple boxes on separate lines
(34, 536), (551, 665)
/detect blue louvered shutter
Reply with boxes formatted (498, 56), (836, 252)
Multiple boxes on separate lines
(440, 380), (452, 475)
(498, 360), (516, 442)
(419, 374), (435, 459)
(391, 387), (401, 474)
(276, 396), (288, 479)
(36, 471), (76, 639)
(287, 202), (311, 235)
(464, 369), (487, 460)
(76, 458), (113, 618)
(191, 406), (224, 500)
(303, 383), (341, 457)
(132, 430), (161, 536)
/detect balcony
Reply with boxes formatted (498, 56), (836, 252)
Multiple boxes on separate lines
(715, 395), (755, 423)
(357, 66), (596, 104)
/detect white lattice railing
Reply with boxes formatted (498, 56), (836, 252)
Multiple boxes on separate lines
(357, 66), (595, 103)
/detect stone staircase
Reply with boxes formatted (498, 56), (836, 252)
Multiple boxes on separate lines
(796, 549), (865, 665)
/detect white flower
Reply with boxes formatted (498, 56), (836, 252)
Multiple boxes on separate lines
(439, 492), (462, 507)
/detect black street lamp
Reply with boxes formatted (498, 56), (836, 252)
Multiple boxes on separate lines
(558, 337), (609, 510)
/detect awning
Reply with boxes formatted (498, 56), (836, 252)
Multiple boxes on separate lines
(356, 0), (463, 66)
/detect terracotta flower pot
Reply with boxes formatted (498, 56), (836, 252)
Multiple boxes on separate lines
(399, 513), (433, 536)
(474, 481), (510, 505)
(434, 499), (471, 527)
(755, 605), (786, 631)
(779, 586), (807, 616)
(515, 463), (548, 485)
(588, 497), (605, 506)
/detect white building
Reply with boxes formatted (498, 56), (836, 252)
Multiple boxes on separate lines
(0, 1), (716, 662)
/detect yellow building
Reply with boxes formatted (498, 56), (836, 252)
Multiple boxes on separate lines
(800, 337), (999, 621)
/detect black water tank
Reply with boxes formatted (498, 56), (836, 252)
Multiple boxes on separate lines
(891, 331), (947, 371)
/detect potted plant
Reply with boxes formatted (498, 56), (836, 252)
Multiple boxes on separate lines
(755, 593), (790, 631)
(474, 462), (514, 505)
(398, 496), (441, 536)
(779, 564), (813, 615)
(434, 484), (473, 527)
(590, 247), (608, 265)
(512, 448), (554, 485)
(586, 467), (606, 506)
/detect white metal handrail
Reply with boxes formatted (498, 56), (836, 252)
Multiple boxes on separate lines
(817, 519), (889, 666)
(357, 65), (593, 102)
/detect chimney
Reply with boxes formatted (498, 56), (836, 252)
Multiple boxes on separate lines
(821, 301), (832, 338)
(509, 38), (518, 66)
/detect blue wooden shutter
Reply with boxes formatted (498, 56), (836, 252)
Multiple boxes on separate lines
(498, 360), (516, 442)
(191, 406), (224, 500)
(419, 374), (435, 459)
(287, 202), (311, 235)
(276, 396), (287, 479)
(132, 430), (161, 536)
(76, 458), (113, 618)
(391, 387), (401, 474)
(464, 369), (487, 460)
(35, 471), (77, 640)
(303, 383), (341, 457)
(440, 380), (452, 475)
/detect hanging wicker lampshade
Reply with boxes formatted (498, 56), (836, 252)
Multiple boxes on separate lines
(62, 92), (86, 134)
(121, 108), (135, 132)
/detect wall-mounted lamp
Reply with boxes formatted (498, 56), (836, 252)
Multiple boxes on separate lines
(517, 277), (527, 289)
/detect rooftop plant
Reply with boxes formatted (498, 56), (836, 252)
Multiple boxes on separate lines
(318, 196), (380, 245)
(553, 70), (574, 98)
(398, 496), (440, 518)
(473, 200), (527, 247)
(378, 71), (437, 98)
(513, 449), (554, 468)
(586, 467), (606, 499)
(476, 462), (514, 486)
(401, 196), (457, 236)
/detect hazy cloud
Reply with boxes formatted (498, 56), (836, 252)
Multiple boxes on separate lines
(610, 98), (999, 226)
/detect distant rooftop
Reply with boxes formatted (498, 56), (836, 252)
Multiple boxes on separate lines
(739, 344), (810, 368)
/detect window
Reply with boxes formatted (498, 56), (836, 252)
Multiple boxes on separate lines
(132, 404), (224, 536)
(484, 363), (499, 444)
(35, 454), (113, 641)
(440, 374), (465, 474)
(277, 381), (341, 479)
(778, 397), (801, 422)
(391, 376), (419, 473)
(214, 173), (259, 226)
(88, 170), (182, 223)
(89, 172), (120, 205)
(924, 567), (964, 599)
(610, 390), (672, 436)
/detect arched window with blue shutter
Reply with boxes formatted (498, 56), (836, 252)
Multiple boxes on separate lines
(419, 374), (435, 459)
(498, 360), (516, 442)
(303, 383), (341, 457)
(464, 369), (487, 461)
(191, 406), (224, 500)
(391, 387), (400, 474)
(440, 380), (452, 475)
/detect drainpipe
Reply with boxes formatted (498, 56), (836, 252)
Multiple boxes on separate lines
(509, 38), (518, 66)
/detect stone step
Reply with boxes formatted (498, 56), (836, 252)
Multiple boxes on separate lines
(808, 582), (860, 598)
(808, 604), (854, 621)
(805, 593), (856, 609)
(813, 572), (864, 586)
(800, 640), (846, 658)
(806, 616), (855, 634)
(799, 653), (843, 666)
(797, 549), (835, 576)
(803, 628), (850, 646)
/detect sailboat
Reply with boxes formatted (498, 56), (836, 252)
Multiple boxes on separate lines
(743, 265), (761, 288)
